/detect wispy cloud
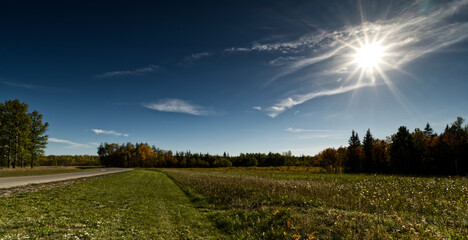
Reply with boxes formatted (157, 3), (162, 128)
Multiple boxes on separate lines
(184, 52), (213, 62)
(269, 56), (301, 66)
(48, 137), (94, 149)
(285, 127), (341, 133)
(96, 64), (159, 78)
(238, 0), (468, 117)
(1, 81), (63, 91)
(266, 83), (375, 118)
(143, 99), (215, 116)
(2, 81), (38, 89)
(92, 129), (129, 137)
(225, 32), (332, 54)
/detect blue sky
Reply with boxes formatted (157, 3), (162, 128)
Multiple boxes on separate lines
(1, 0), (468, 156)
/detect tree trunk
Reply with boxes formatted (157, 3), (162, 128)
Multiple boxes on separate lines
(7, 151), (11, 168)
(7, 138), (11, 168)
(13, 136), (18, 169)
(31, 153), (35, 168)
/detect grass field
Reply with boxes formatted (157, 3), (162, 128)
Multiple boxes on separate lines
(0, 166), (98, 178)
(162, 168), (468, 239)
(1, 168), (466, 239)
(0, 170), (223, 239)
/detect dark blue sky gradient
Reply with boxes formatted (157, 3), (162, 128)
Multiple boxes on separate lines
(1, 0), (468, 155)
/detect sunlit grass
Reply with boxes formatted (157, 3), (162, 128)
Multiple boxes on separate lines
(162, 168), (468, 239)
(0, 170), (224, 239)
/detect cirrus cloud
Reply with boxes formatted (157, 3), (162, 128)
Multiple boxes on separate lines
(96, 64), (159, 78)
(48, 137), (96, 149)
(143, 99), (215, 116)
(92, 129), (129, 137)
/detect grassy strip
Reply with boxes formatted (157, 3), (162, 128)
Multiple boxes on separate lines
(162, 168), (468, 239)
(0, 170), (224, 239)
(0, 166), (98, 178)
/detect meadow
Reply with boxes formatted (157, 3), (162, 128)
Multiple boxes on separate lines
(162, 168), (468, 239)
(0, 168), (466, 239)
(0, 170), (223, 239)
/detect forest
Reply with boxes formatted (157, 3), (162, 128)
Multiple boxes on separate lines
(0, 100), (49, 168)
(98, 117), (468, 175)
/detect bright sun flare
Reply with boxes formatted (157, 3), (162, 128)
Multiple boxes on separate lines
(355, 43), (383, 70)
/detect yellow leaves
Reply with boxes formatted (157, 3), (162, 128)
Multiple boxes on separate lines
(292, 234), (301, 240)
(273, 209), (279, 215)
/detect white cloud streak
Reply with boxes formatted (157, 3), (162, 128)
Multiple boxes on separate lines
(266, 83), (375, 118)
(285, 128), (341, 133)
(92, 129), (129, 137)
(1, 81), (38, 89)
(184, 52), (213, 62)
(96, 65), (159, 78)
(1, 81), (63, 92)
(143, 99), (214, 116)
(269, 56), (301, 66)
(225, 32), (333, 54)
(48, 137), (94, 149)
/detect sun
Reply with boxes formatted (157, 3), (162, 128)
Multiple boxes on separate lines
(354, 42), (384, 70)
(332, 25), (398, 87)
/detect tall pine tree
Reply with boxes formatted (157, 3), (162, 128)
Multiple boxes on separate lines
(362, 129), (374, 173)
(346, 130), (362, 173)
(390, 126), (414, 174)
(29, 110), (49, 168)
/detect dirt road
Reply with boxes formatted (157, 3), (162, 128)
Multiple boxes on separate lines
(0, 168), (132, 189)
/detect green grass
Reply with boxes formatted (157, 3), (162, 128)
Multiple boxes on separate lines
(1, 168), (466, 239)
(162, 168), (468, 239)
(0, 170), (224, 239)
(0, 166), (98, 178)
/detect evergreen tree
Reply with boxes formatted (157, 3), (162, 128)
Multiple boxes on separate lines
(362, 129), (374, 173)
(346, 130), (362, 172)
(440, 117), (467, 175)
(423, 123), (434, 136)
(390, 126), (414, 174)
(3, 100), (31, 168)
(28, 110), (49, 168)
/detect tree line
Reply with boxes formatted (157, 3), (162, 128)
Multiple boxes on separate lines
(98, 143), (316, 168)
(0, 100), (49, 168)
(317, 117), (468, 175)
(99, 117), (467, 175)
